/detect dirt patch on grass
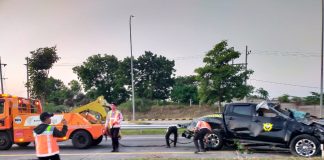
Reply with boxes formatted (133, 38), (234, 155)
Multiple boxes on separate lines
(120, 105), (219, 120)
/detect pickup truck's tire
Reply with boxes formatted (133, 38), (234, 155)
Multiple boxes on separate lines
(205, 131), (224, 150)
(289, 134), (320, 157)
(92, 136), (103, 146)
(0, 132), (13, 150)
(16, 142), (31, 147)
(72, 130), (93, 149)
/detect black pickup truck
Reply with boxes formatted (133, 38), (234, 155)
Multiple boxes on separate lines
(178, 101), (324, 157)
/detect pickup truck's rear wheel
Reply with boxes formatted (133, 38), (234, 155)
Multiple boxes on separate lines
(205, 131), (224, 150)
(16, 142), (31, 147)
(92, 136), (103, 146)
(0, 132), (13, 150)
(72, 130), (93, 149)
(290, 134), (320, 157)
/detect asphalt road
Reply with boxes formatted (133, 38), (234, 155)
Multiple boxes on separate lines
(0, 135), (298, 160)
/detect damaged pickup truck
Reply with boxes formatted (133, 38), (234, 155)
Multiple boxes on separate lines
(177, 101), (324, 157)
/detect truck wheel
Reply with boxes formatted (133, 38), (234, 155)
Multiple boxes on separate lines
(289, 134), (320, 157)
(92, 136), (103, 146)
(0, 132), (13, 150)
(72, 130), (93, 149)
(205, 131), (224, 150)
(16, 142), (31, 147)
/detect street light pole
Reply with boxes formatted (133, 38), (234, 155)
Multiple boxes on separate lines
(321, 0), (323, 118)
(129, 15), (136, 121)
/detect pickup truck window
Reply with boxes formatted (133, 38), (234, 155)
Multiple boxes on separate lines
(258, 108), (277, 117)
(0, 99), (4, 114)
(232, 105), (252, 116)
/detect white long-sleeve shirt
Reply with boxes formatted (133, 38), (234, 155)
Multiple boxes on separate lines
(105, 110), (123, 129)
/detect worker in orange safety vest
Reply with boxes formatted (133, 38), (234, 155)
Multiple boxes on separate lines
(104, 102), (123, 152)
(33, 112), (68, 160)
(193, 120), (212, 154)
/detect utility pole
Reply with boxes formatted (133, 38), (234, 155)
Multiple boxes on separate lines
(0, 57), (7, 94)
(25, 57), (30, 98)
(244, 45), (251, 102)
(320, 0), (324, 118)
(129, 15), (136, 121)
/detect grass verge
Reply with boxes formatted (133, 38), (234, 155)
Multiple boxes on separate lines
(127, 158), (322, 160)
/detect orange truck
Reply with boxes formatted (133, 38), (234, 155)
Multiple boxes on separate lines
(0, 94), (106, 150)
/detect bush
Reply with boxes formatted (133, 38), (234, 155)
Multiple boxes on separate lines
(119, 98), (155, 112)
(43, 103), (69, 113)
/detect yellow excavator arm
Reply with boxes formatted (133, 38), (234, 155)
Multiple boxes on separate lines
(71, 96), (109, 121)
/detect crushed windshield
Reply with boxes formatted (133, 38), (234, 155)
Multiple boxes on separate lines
(274, 107), (309, 120)
(256, 101), (309, 120)
(288, 109), (308, 120)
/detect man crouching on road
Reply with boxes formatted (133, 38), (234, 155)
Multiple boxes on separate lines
(33, 112), (68, 160)
(193, 120), (212, 154)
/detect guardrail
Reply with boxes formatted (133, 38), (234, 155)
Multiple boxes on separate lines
(123, 118), (193, 121)
(121, 124), (173, 129)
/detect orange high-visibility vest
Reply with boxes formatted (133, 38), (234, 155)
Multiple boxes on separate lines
(107, 110), (121, 128)
(33, 125), (59, 157)
(196, 121), (212, 131)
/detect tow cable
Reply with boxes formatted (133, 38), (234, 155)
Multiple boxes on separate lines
(104, 130), (193, 147)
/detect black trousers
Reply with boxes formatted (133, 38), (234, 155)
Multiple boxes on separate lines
(193, 128), (210, 151)
(38, 154), (60, 160)
(110, 128), (120, 150)
(165, 126), (178, 147)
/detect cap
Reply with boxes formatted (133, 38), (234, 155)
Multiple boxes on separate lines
(40, 112), (54, 122)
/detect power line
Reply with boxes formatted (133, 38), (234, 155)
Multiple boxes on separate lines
(249, 78), (319, 89)
(172, 50), (321, 61)
(253, 50), (320, 54)
(251, 52), (319, 57)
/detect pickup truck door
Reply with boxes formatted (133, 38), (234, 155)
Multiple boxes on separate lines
(224, 104), (254, 138)
(250, 109), (287, 143)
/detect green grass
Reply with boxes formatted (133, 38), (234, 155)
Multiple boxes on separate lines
(121, 128), (186, 135)
(127, 158), (322, 160)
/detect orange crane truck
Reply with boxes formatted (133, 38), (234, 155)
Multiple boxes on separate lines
(0, 94), (106, 150)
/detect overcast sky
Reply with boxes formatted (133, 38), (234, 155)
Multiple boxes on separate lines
(0, 0), (321, 98)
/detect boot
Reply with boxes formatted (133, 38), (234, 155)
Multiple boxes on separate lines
(115, 141), (119, 152)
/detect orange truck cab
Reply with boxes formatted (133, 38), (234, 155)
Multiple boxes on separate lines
(0, 94), (105, 150)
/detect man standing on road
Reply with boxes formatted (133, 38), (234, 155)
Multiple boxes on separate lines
(105, 102), (123, 152)
(193, 120), (212, 154)
(33, 112), (68, 160)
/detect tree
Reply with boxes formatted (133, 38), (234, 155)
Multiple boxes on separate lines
(291, 96), (303, 106)
(28, 46), (60, 101)
(256, 88), (269, 100)
(73, 54), (129, 104)
(278, 94), (290, 103)
(135, 51), (175, 100)
(68, 80), (82, 95)
(304, 92), (321, 105)
(195, 41), (254, 108)
(45, 77), (72, 105)
(171, 76), (198, 104)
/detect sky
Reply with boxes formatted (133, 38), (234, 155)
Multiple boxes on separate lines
(0, 0), (322, 98)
